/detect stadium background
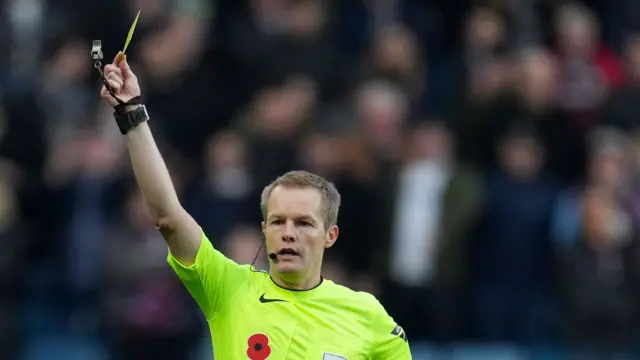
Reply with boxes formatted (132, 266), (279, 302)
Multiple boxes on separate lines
(3, 0), (640, 358)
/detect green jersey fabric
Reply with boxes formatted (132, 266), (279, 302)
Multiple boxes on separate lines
(168, 231), (412, 359)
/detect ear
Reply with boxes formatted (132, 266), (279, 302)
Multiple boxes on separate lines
(324, 225), (339, 248)
(261, 221), (266, 234)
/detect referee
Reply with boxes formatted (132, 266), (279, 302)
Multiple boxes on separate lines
(100, 52), (411, 359)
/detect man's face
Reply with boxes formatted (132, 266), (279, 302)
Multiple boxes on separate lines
(498, 136), (543, 180)
(262, 186), (338, 281)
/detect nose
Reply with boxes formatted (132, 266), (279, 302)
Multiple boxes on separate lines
(282, 220), (295, 242)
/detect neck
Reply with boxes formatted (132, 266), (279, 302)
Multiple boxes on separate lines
(270, 271), (322, 291)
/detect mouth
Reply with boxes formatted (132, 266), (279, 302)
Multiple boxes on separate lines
(276, 248), (300, 259)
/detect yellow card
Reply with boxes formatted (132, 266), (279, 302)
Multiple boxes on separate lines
(122, 10), (141, 54)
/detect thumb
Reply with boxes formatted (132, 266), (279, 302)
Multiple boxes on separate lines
(116, 52), (134, 79)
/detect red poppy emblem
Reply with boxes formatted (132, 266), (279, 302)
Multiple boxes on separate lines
(247, 333), (271, 360)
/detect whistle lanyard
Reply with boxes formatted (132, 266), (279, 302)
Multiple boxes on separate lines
(93, 56), (127, 106)
(91, 42), (143, 114)
(91, 11), (142, 114)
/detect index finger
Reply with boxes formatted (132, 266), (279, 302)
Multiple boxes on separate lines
(104, 64), (122, 77)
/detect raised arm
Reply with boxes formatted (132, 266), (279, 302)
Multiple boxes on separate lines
(100, 52), (200, 265)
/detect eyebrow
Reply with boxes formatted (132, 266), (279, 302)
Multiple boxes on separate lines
(269, 215), (317, 223)
(297, 216), (316, 223)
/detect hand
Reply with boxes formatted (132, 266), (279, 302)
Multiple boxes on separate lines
(100, 52), (141, 107)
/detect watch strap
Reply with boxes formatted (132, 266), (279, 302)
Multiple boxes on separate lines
(113, 105), (149, 134)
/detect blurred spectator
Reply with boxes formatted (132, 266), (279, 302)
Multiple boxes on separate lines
(240, 75), (318, 186)
(364, 24), (426, 108)
(603, 34), (640, 131)
(354, 78), (409, 163)
(331, 135), (381, 288)
(0, 156), (27, 358)
(450, 52), (512, 169)
(463, 7), (508, 73)
(556, 129), (638, 354)
(218, 0), (292, 106)
(552, 128), (629, 249)
(454, 47), (585, 184)
(0, 91), (47, 206)
(40, 38), (94, 143)
(223, 225), (266, 270)
(471, 126), (558, 343)
(183, 130), (256, 243)
(263, 0), (349, 102)
(4, 0), (47, 78)
(554, 3), (622, 134)
(445, 6), (509, 117)
(43, 123), (124, 328)
(382, 121), (483, 342)
(104, 189), (199, 360)
(514, 48), (585, 183)
(135, 14), (223, 161)
(624, 130), (640, 226)
(297, 130), (343, 179)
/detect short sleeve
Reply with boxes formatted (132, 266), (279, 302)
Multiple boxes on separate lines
(167, 231), (251, 321)
(368, 299), (412, 359)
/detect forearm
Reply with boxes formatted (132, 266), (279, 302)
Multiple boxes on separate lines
(125, 120), (181, 220)
(124, 117), (201, 262)
(100, 58), (201, 262)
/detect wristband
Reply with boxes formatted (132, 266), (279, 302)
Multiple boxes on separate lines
(113, 105), (149, 134)
(114, 95), (143, 116)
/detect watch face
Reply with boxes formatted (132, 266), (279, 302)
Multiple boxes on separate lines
(139, 106), (150, 121)
(131, 106), (150, 124)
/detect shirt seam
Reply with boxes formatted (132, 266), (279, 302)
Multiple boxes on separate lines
(208, 266), (254, 322)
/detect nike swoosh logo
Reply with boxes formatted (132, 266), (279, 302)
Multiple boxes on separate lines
(259, 294), (288, 303)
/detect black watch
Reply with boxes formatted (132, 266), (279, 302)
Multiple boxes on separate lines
(113, 105), (150, 134)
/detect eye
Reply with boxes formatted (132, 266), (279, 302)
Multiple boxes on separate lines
(296, 220), (313, 227)
(271, 219), (284, 225)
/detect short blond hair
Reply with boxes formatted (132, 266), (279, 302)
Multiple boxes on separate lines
(260, 170), (341, 229)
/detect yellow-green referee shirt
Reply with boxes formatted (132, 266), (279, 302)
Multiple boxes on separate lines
(168, 231), (412, 359)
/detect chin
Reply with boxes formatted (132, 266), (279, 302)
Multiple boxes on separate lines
(275, 263), (302, 273)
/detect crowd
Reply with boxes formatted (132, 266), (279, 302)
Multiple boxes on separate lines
(3, 0), (640, 358)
